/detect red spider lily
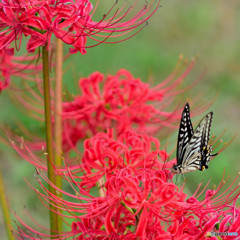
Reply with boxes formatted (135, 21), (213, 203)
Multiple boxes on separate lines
(0, 49), (42, 92)
(12, 129), (240, 239)
(7, 60), (230, 180)
(78, 129), (170, 189)
(29, 171), (240, 240)
(11, 57), (202, 153)
(9, 128), (171, 177)
(9, 122), (230, 192)
(0, 0), (160, 54)
(61, 61), (198, 151)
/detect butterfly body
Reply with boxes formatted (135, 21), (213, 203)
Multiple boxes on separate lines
(172, 103), (218, 174)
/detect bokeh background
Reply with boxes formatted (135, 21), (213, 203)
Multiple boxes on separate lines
(1, 0), (240, 238)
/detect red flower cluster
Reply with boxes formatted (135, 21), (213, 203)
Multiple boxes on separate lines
(14, 129), (240, 239)
(78, 129), (169, 189)
(71, 171), (240, 240)
(0, 0), (160, 54)
(12, 61), (197, 154)
(5, 54), (201, 153)
(61, 65), (196, 151)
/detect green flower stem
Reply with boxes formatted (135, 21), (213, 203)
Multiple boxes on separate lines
(54, 39), (63, 231)
(42, 45), (59, 235)
(0, 170), (15, 240)
(120, 201), (135, 214)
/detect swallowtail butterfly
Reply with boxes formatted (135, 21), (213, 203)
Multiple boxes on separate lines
(172, 103), (218, 174)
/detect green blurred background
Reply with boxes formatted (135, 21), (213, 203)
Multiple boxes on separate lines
(1, 0), (240, 238)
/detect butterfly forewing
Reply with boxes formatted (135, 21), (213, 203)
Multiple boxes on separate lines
(176, 103), (194, 165)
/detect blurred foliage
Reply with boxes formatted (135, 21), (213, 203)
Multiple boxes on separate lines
(1, 0), (240, 238)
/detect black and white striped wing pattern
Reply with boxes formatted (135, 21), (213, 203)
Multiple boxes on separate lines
(182, 112), (213, 163)
(200, 112), (218, 169)
(200, 112), (213, 150)
(181, 112), (213, 172)
(176, 103), (194, 165)
(172, 102), (217, 174)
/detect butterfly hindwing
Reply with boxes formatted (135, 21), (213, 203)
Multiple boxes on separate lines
(181, 151), (201, 172)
